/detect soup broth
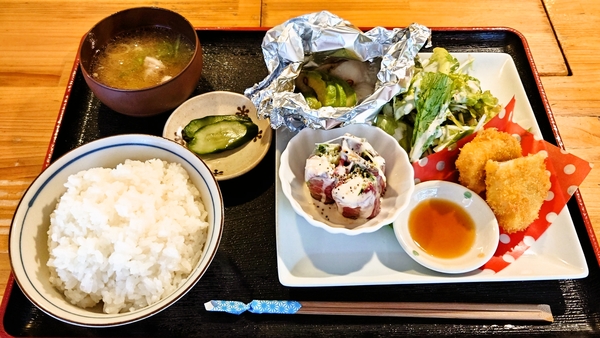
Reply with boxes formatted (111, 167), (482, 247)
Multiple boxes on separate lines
(90, 27), (195, 90)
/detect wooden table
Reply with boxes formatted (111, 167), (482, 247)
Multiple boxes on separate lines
(0, 0), (598, 308)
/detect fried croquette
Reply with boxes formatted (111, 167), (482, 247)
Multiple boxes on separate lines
(455, 128), (522, 194)
(484, 152), (551, 234)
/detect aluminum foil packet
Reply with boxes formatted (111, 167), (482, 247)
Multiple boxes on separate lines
(244, 11), (431, 131)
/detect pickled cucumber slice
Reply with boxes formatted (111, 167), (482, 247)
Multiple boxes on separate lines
(187, 119), (258, 155)
(182, 115), (253, 141)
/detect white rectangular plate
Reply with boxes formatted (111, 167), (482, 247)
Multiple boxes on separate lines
(275, 53), (588, 287)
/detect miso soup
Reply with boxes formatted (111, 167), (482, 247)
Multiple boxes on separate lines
(90, 27), (195, 90)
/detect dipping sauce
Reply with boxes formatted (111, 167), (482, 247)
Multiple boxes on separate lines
(90, 27), (195, 90)
(408, 198), (475, 258)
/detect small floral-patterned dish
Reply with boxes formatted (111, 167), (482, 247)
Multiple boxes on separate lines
(163, 91), (272, 180)
(393, 180), (500, 274)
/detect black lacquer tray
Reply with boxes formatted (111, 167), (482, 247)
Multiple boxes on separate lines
(2, 28), (600, 337)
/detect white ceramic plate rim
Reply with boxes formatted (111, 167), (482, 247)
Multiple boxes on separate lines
(162, 91), (272, 181)
(393, 180), (500, 274)
(8, 135), (224, 327)
(275, 52), (589, 287)
(279, 124), (415, 235)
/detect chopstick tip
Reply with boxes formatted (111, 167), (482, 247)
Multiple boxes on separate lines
(539, 304), (554, 323)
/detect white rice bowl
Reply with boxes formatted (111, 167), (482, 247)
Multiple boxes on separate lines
(47, 159), (209, 314)
(9, 134), (223, 327)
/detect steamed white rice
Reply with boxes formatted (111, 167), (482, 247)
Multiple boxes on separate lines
(47, 159), (209, 314)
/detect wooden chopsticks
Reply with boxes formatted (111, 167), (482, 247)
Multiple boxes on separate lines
(295, 301), (554, 322)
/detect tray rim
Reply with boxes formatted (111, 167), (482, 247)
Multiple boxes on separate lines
(1, 26), (598, 337)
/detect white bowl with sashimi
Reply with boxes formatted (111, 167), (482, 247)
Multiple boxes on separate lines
(279, 123), (415, 235)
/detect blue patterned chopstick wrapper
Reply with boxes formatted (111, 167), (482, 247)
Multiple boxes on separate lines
(204, 300), (302, 315)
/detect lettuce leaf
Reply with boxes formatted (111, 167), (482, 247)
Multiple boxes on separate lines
(410, 71), (454, 162)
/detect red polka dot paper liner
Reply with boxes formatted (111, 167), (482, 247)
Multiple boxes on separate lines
(412, 97), (593, 273)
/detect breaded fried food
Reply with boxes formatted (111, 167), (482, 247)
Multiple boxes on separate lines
(455, 128), (522, 194)
(485, 152), (551, 233)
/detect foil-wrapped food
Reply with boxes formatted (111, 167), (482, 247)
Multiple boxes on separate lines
(244, 11), (431, 131)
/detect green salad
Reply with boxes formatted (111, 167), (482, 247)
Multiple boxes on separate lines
(374, 47), (502, 162)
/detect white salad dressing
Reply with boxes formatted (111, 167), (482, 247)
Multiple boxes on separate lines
(305, 154), (335, 179)
(332, 175), (377, 218)
(340, 135), (386, 182)
(304, 133), (386, 219)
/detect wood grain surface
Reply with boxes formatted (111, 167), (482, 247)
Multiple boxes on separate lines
(261, 0), (567, 75)
(0, 0), (598, 306)
(541, 0), (600, 238)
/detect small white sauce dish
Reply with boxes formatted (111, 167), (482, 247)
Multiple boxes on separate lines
(279, 123), (415, 235)
(393, 180), (500, 274)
